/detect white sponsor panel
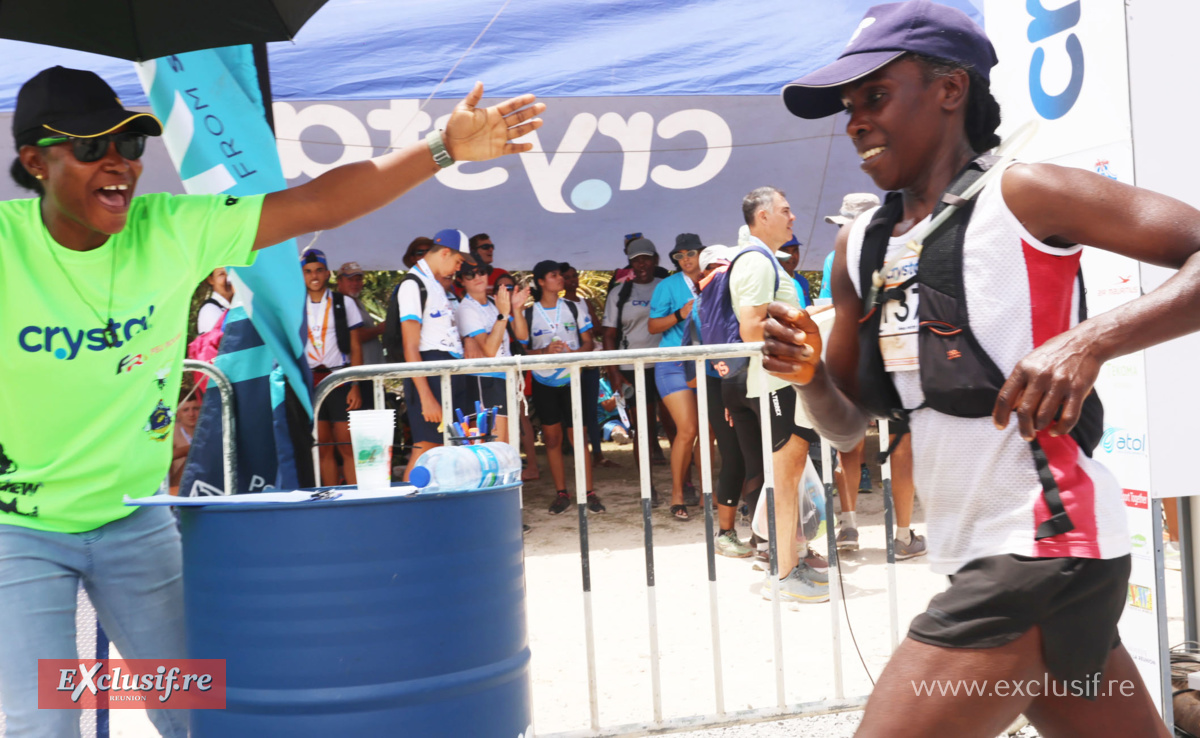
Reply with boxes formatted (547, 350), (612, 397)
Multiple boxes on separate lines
(986, 0), (1165, 715)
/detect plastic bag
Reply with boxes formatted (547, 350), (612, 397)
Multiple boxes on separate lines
(751, 457), (827, 543)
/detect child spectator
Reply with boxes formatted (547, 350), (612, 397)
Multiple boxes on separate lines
(301, 248), (364, 486)
(526, 260), (604, 514)
(168, 387), (200, 495)
(392, 229), (470, 479)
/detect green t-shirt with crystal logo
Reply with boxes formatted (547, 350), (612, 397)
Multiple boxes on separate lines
(0, 192), (264, 533)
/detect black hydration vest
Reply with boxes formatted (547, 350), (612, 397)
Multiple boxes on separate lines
(856, 156), (1103, 542)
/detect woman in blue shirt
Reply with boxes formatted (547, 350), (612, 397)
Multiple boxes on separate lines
(648, 234), (704, 520)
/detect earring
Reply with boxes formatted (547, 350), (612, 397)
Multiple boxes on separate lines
(34, 174), (43, 180)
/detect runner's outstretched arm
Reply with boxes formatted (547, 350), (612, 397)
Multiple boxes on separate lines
(253, 83), (544, 251)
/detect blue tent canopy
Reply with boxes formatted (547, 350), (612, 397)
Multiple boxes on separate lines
(0, 0), (983, 269)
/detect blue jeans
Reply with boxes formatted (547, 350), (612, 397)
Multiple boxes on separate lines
(0, 505), (187, 737)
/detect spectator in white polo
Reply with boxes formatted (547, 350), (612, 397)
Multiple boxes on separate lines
(397, 229), (471, 480)
(302, 248), (364, 486)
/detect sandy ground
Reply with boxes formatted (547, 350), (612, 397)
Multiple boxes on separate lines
(9, 436), (1185, 738)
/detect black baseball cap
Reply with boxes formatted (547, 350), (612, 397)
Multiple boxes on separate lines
(13, 66), (163, 149)
(781, 1), (997, 120)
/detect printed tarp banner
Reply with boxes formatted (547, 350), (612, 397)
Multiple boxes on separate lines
(0, 0), (982, 270)
(136, 47), (310, 494)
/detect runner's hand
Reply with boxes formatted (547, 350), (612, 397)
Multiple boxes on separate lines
(762, 302), (821, 385)
(346, 383), (362, 411)
(993, 330), (1101, 441)
(444, 83), (546, 161)
(680, 299), (694, 320)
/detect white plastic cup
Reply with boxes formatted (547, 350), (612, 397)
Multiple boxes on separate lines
(348, 409), (395, 491)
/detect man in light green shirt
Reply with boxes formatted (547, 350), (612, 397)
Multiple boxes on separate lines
(731, 186), (827, 603)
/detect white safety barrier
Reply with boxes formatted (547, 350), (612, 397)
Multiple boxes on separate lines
(182, 360), (238, 495)
(313, 343), (900, 735)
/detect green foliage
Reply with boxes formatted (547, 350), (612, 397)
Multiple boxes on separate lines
(800, 270), (822, 304)
(358, 271), (406, 322)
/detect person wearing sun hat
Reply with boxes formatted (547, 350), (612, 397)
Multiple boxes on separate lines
(762, 1), (1195, 733)
(817, 192), (880, 303)
(0, 63), (544, 735)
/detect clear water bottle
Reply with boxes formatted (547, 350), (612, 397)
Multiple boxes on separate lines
(409, 442), (522, 492)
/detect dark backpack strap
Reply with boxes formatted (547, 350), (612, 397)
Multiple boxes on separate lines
(856, 193), (907, 420)
(381, 273), (429, 362)
(201, 297), (223, 310)
(564, 299), (583, 342)
(1030, 439), (1077, 540)
(331, 292), (351, 358)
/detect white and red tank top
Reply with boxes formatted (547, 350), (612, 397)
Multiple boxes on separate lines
(846, 163), (1129, 575)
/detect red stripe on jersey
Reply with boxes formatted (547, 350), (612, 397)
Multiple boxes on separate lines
(1021, 241), (1097, 556)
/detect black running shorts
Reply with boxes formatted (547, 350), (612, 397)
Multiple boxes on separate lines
(907, 554), (1131, 695)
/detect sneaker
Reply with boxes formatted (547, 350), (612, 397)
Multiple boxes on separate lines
(836, 526), (860, 551)
(548, 492), (571, 515)
(715, 530), (754, 558)
(762, 565), (830, 603)
(859, 463), (873, 493)
(894, 531), (927, 560)
(803, 547), (829, 573)
(586, 492), (606, 513)
(799, 560), (829, 584)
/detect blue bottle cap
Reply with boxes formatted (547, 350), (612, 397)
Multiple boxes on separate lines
(409, 466), (432, 488)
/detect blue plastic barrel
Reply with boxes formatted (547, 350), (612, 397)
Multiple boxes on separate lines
(178, 483), (530, 737)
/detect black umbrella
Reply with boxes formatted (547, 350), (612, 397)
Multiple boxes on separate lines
(0, 0), (329, 62)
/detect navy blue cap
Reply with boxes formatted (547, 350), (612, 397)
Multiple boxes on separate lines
(300, 248), (327, 267)
(780, 236), (801, 249)
(782, 0), (997, 120)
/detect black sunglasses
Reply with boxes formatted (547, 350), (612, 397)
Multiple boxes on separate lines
(459, 268), (485, 279)
(475, 243), (495, 251)
(37, 132), (148, 163)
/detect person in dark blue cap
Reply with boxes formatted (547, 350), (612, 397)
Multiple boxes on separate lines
(774, 235), (812, 308)
(762, 1), (1191, 734)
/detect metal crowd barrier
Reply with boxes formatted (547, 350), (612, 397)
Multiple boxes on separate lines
(313, 344), (899, 735)
(182, 360), (238, 495)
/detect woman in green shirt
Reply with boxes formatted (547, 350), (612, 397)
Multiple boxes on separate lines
(0, 65), (542, 736)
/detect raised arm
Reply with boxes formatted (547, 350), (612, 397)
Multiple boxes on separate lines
(254, 83), (544, 251)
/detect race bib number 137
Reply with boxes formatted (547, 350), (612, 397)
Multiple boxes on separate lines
(879, 253), (919, 372)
